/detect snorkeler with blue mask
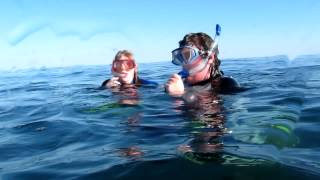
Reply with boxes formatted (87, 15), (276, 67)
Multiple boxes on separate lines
(172, 24), (221, 79)
(165, 24), (240, 96)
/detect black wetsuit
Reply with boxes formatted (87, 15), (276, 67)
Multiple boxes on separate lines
(188, 76), (241, 94)
(101, 78), (158, 88)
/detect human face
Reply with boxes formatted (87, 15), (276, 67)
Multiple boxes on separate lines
(185, 55), (214, 85)
(112, 55), (136, 84)
(172, 45), (214, 79)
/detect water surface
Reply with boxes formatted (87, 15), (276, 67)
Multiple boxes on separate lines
(1, 56), (320, 179)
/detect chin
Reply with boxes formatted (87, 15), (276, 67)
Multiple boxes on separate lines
(187, 75), (209, 85)
(187, 76), (200, 83)
(121, 78), (134, 84)
(186, 79), (197, 85)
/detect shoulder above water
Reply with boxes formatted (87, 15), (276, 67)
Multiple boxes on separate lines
(100, 78), (158, 89)
(138, 78), (159, 86)
(219, 76), (246, 93)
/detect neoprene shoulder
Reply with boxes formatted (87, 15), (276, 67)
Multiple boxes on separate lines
(101, 79), (110, 88)
(138, 78), (158, 86)
(100, 78), (158, 88)
(219, 76), (241, 93)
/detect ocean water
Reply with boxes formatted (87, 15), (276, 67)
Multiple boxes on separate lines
(1, 56), (320, 180)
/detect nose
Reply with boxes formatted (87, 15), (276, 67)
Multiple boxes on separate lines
(182, 48), (191, 62)
(119, 63), (126, 71)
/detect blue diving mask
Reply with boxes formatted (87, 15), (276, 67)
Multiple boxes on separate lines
(172, 24), (221, 79)
(172, 45), (218, 78)
(171, 46), (202, 66)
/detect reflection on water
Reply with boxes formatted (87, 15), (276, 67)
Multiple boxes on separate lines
(108, 84), (140, 106)
(105, 85), (145, 160)
(178, 91), (226, 156)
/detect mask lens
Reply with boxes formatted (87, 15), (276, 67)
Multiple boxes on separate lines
(181, 48), (193, 63)
(181, 53), (212, 77)
(171, 49), (183, 65)
(112, 60), (135, 72)
(171, 46), (200, 65)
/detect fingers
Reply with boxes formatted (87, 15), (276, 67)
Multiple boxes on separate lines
(107, 77), (121, 88)
(165, 73), (185, 96)
(166, 77), (176, 87)
(172, 73), (182, 79)
(167, 78), (175, 84)
(111, 77), (121, 85)
(166, 74), (181, 84)
(111, 77), (119, 81)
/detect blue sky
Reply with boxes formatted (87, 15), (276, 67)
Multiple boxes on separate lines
(0, 0), (319, 70)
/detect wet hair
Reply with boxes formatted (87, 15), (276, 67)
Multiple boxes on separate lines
(114, 50), (134, 61)
(179, 32), (214, 52)
(179, 32), (223, 82)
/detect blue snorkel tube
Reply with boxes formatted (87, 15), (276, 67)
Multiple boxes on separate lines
(212, 24), (221, 53)
(178, 24), (222, 78)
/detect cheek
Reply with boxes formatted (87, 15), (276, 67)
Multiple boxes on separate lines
(124, 70), (135, 80)
(187, 66), (210, 83)
(193, 72), (206, 81)
(129, 69), (136, 76)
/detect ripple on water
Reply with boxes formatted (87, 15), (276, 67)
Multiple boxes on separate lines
(1, 60), (320, 179)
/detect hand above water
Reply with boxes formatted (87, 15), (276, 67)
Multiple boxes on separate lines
(106, 77), (121, 88)
(165, 74), (185, 96)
